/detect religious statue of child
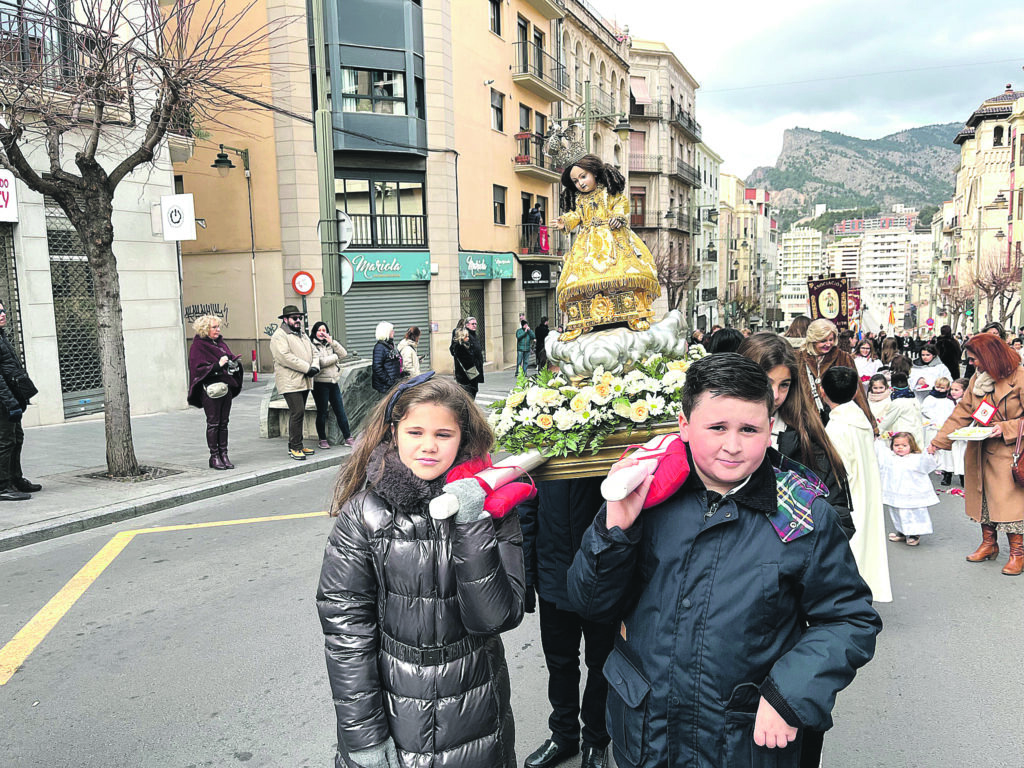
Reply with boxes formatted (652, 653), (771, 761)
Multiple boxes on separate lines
(550, 154), (661, 341)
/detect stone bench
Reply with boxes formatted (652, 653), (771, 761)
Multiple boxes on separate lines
(259, 360), (382, 443)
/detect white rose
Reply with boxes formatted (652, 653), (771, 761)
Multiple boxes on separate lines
(661, 369), (686, 390)
(553, 407), (578, 431)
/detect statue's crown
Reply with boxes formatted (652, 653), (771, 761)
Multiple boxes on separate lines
(544, 123), (587, 170)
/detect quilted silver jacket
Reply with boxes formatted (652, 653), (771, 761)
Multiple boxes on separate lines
(317, 449), (525, 768)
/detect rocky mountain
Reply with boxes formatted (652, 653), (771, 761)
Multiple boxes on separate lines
(746, 123), (962, 217)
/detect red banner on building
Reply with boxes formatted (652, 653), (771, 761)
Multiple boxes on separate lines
(538, 226), (549, 254)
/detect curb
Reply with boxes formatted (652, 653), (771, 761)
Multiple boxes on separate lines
(0, 452), (346, 553)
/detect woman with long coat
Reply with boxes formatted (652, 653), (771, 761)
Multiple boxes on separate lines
(798, 319), (875, 431)
(451, 327), (481, 400)
(187, 315), (243, 470)
(931, 333), (1024, 575)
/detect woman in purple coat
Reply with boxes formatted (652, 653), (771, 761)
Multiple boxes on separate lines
(187, 315), (243, 470)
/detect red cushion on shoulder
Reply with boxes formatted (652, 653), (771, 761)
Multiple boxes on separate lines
(635, 435), (690, 509)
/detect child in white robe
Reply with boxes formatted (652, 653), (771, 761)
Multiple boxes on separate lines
(877, 432), (939, 546)
(937, 378), (969, 488)
(921, 377), (955, 485)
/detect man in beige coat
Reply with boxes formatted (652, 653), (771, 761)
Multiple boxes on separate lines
(271, 305), (318, 460)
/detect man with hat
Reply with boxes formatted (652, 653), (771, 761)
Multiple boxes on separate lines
(270, 305), (318, 460)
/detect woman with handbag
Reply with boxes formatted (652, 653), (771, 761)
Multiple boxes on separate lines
(451, 327), (481, 400)
(309, 320), (355, 449)
(929, 333), (1024, 575)
(187, 315), (243, 470)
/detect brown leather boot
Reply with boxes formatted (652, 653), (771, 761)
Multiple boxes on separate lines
(1001, 533), (1023, 576)
(966, 524), (999, 562)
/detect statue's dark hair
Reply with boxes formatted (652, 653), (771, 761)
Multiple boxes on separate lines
(559, 154), (626, 212)
(680, 353), (774, 419)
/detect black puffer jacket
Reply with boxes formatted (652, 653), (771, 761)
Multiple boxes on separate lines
(0, 329), (29, 414)
(371, 339), (401, 393)
(317, 448), (525, 768)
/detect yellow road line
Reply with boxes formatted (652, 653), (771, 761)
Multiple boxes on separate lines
(127, 510), (328, 534)
(0, 531), (136, 685)
(0, 510), (330, 685)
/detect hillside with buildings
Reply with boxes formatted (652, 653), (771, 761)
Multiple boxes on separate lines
(746, 123), (961, 218)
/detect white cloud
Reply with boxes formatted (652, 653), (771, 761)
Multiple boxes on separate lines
(589, 0), (1024, 177)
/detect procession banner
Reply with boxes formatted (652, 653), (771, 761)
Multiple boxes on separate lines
(807, 276), (849, 330)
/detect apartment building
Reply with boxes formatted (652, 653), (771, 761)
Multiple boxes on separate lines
(0, 6), (186, 425)
(859, 229), (914, 328)
(627, 38), (702, 322)
(826, 236), (862, 283)
(777, 228), (826, 322)
(693, 143), (721, 330)
(719, 176), (776, 329)
(950, 84), (1021, 329)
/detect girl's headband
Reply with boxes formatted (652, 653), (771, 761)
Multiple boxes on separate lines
(385, 371), (435, 423)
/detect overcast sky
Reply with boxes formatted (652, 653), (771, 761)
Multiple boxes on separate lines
(591, 0), (1024, 178)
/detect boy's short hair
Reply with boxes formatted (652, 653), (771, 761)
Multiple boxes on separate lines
(891, 372), (910, 388)
(935, 377), (950, 389)
(821, 366), (859, 405)
(680, 353), (774, 418)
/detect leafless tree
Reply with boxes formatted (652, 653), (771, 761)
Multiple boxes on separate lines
(974, 260), (1021, 329)
(0, 0), (294, 475)
(650, 232), (700, 318)
(942, 279), (973, 335)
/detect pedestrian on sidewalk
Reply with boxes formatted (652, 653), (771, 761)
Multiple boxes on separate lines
(0, 302), (40, 500)
(519, 478), (617, 768)
(396, 326), (422, 378)
(187, 315), (243, 470)
(372, 321), (403, 394)
(309, 321), (354, 450)
(271, 305), (318, 461)
(516, 319), (535, 378)
(317, 374), (526, 768)
(535, 317), (550, 370)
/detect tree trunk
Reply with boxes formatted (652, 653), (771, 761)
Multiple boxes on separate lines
(79, 195), (141, 477)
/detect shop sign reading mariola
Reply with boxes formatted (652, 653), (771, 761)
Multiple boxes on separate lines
(350, 252), (431, 282)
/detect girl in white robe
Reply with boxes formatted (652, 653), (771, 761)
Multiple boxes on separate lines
(936, 378), (968, 485)
(921, 377), (955, 485)
(877, 432), (939, 545)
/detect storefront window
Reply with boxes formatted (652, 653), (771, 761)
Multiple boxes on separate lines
(340, 69), (407, 115)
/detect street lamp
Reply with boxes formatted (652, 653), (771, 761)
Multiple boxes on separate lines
(212, 143), (261, 372)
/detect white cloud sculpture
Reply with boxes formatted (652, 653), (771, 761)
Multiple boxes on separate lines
(546, 310), (688, 378)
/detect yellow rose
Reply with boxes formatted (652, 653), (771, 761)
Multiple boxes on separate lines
(601, 372), (615, 385)
(538, 388), (563, 408)
(507, 390), (526, 407)
(667, 360), (688, 372)
(536, 413), (554, 430)
(570, 393), (589, 413)
(593, 382), (613, 403)
(629, 401), (650, 423)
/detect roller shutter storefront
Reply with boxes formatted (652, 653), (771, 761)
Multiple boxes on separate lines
(343, 281), (431, 368)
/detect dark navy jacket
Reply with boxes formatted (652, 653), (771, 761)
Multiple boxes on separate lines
(519, 477), (605, 610)
(567, 451), (881, 768)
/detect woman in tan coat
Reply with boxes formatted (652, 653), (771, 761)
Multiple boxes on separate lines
(798, 319), (876, 432)
(930, 333), (1024, 575)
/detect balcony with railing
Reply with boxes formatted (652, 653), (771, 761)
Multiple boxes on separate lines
(347, 212), (427, 249)
(671, 158), (702, 188)
(629, 99), (663, 120)
(0, 5), (131, 117)
(514, 133), (560, 181)
(512, 41), (567, 102)
(516, 224), (570, 258)
(670, 109), (702, 142)
(589, 83), (616, 125)
(629, 210), (697, 233)
(629, 154), (662, 174)
(523, 0), (566, 20)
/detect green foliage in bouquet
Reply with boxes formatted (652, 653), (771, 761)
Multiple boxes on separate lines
(489, 352), (704, 458)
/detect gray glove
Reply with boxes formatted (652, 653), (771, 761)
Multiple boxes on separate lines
(442, 478), (489, 524)
(348, 737), (399, 768)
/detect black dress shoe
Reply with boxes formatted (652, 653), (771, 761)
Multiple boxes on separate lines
(581, 746), (608, 768)
(524, 738), (579, 768)
(12, 477), (41, 492)
(0, 488), (31, 501)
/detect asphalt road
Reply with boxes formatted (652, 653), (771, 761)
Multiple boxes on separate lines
(1, 469), (1021, 767)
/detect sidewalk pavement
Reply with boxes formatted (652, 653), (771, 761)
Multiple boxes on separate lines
(0, 367), (523, 552)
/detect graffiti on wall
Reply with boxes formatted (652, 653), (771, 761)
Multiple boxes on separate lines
(184, 302), (230, 324)
(264, 323), (278, 337)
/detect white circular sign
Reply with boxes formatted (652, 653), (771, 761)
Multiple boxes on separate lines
(341, 256), (354, 296)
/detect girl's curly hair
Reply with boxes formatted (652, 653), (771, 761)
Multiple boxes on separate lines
(559, 154), (625, 212)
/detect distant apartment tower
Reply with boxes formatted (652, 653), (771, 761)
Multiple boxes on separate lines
(859, 230), (914, 324)
(833, 213), (918, 235)
(826, 236), (862, 282)
(777, 228), (826, 322)
(694, 142), (722, 330)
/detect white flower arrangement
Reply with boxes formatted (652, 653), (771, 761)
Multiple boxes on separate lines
(491, 350), (706, 457)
